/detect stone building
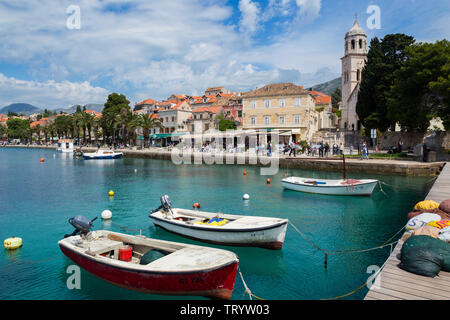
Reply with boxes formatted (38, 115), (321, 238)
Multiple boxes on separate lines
(241, 83), (316, 142)
(340, 19), (367, 133)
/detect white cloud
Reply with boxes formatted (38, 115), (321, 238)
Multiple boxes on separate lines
(0, 73), (108, 109)
(0, 0), (340, 107)
(238, 0), (261, 34)
(295, 0), (321, 25)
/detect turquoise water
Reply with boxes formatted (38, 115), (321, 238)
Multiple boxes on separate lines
(0, 148), (433, 300)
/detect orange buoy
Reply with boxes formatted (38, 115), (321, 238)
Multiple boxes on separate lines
(266, 178), (271, 184)
(193, 202), (200, 209)
(243, 170), (247, 176)
(40, 158), (45, 162)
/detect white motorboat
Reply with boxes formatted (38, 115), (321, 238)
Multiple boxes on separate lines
(149, 196), (288, 250)
(282, 176), (378, 196)
(82, 149), (123, 159)
(57, 139), (74, 153)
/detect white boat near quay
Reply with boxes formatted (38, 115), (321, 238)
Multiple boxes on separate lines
(281, 176), (378, 196)
(82, 149), (123, 159)
(149, 196), (289, 250)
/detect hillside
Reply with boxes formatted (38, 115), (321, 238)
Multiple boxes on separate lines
(310, 77), (341, 95)
(0, 103), (42, 116)
(54, 104), (104, 114)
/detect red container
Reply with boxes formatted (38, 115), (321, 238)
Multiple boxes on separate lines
(119, 246), (133, 262)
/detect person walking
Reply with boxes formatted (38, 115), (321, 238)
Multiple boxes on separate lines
(267, 141), (272, 157)
(360, 144), (369, 160)
(289, 140), (296, 157)
(349, 144), (353, 155)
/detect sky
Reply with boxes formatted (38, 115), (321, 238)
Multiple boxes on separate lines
(0, 0), (449, 110)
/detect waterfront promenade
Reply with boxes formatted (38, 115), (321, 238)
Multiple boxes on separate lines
(364, 162), (450, 300)
(1, 144), (445, 176)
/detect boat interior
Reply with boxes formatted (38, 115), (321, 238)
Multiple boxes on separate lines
(76, 232), (177, 265)
(161, 209), (238, 226)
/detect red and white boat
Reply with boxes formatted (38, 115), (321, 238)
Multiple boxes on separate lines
(59, 216), (239, 300)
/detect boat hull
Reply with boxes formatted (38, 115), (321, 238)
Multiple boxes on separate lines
(59, 244), (238, 299)
(282, 178), (378, 196)
(83, 154), (122, 159)
(151, 216), (288, 250)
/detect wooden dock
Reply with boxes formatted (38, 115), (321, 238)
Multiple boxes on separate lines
(365, 162), (450, 300)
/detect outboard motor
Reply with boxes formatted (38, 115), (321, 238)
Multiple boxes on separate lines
(149, 195), (173, 216)
(64, 215), (98, 238)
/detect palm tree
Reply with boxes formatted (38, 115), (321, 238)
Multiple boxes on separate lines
(137, 114), (164, 148)
(80, 112), (95, 146)
(126, 113), (141, 147)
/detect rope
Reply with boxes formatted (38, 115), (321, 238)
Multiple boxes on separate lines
(288, 220), (403, 256)
(321, 256), (389, 300)
(237, 267), (265, 301)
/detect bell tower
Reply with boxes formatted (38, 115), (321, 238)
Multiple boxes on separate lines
(340, 18), (367, 131)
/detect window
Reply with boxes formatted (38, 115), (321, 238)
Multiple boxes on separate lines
(264, 116), (270, 125)
(171, 116), (175, 122)
(238, 110), (242, 117)
(294, 98), (301, 106)
(279, 99), (285, 107)
(357, 69), (361, 81)
(359, 39), (362, 49)
(250, 117), (256, 125)
(205, 123), (209, 131)
(351, 40), (355, 49)
(191, 125), (194, 132)
(250, 100), (256, 108)
(294, 115), (300, 124)
(279, 116), (285, 125)
(264, 100), (270, 108)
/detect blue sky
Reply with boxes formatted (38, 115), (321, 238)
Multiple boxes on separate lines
(0, 0), (448, 110)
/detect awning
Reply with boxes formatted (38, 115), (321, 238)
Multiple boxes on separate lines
(279, 131), (292, 136)
(150, 133), (187, 139)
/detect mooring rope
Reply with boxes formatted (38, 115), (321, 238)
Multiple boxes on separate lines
(288, 221), (404, 263)
(237, 267), (265, 300)
(321, 254), (389, 300)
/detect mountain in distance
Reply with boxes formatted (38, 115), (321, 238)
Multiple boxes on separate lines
(310, 77), (341, 96)
(0, 103), (43, 116)
(54, 103), (104, 114)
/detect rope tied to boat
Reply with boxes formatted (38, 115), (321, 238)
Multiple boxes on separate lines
(237, 267), (264, 301)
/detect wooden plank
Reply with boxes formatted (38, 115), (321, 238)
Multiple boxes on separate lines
(364, 290), (401, 300)
(385, 262), (450, 280)
(380, 272), (450, 293)
(378, 276), (450, 299)
(370, 286), (429, 300)
(381, 265), (450, 285)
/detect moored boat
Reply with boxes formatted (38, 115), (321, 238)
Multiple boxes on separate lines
(281, 176), (378, 196)
(59, 215), (239, 300)
(149, 196), (288, 250)
(82, 149), (123, 159)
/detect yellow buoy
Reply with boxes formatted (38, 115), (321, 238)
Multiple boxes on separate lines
(4, 237), (23, 250)
(108, 190), (114, 197)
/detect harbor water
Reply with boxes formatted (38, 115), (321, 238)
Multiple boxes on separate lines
(0, 147), (434, 300)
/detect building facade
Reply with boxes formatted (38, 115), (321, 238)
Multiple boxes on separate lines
(241, 83), (316, 142)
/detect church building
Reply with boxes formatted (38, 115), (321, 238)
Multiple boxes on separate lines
(340, 19), (367, 133)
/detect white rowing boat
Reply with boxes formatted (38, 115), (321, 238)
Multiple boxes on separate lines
(149, 196), (288, 250)
(281, 176), (378, 196)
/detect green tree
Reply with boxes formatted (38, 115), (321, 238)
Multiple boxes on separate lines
(137, 114), (163, 148)
(6, 118), (30, 141)
(356, 34), (415, 135)
(331, 88), (341, 109)
(217, 114), (237, 131)
(388, 40), (450, 132)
